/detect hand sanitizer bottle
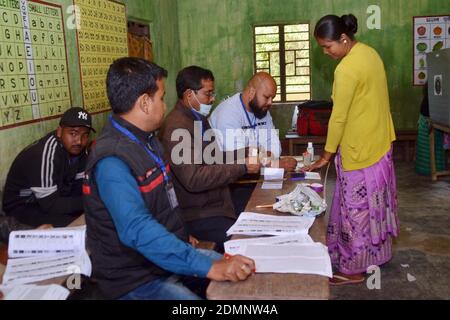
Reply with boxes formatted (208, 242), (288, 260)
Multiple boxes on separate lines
(307, 142), (314, 163)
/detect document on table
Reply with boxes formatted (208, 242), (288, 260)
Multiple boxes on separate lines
(305, 172), (321, 180)
(262, 168), (285, 190)
(2, 252), (92, 286)
(8, 226), (86, 258)
(241, 243), (332, 277)
(0, 284), (70, 300)
(226, 212), (315, 236)
(224, 234), (314, 256)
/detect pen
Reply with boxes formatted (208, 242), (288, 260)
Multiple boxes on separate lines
(255, 204), (274, 208)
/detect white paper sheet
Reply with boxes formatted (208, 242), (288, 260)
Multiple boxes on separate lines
(261, 182), (283, 189)
(0, 284), (70, 300)
(2, 251), (91, 286)
(224, 234), (314, 256)
(226, 212), (315, 236)
(8, 226), (86, 258)
(262, 168), (285, 190)
(242, 243), (332, 277)
(305, 172), (321, 180)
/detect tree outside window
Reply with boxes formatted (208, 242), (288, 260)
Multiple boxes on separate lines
(254, 23), (311, 103)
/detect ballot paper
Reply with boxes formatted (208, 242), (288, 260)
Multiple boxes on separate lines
(3, 226), (91, 286)
(226, 212), (315, 236)
(0, 284), (70, 300)
(2, 252), (91, 286)
(262, 168), (285, 190)
(305, 172), (321, 180)
(240, 243), (332, 277)
(8, 226), (86, 258)
(224, 234), (314, 256)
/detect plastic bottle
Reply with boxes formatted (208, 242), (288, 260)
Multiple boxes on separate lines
(307, 142), (314, 163)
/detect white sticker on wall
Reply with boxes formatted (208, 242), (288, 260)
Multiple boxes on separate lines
(434, 75), (443, 96)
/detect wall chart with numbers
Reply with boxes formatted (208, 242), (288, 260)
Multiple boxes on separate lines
(413, 15), (450, 86)
(0, 0), (71, 130)
(74, 0), (128, 114)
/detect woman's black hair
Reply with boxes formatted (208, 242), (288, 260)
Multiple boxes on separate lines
(314, 14), (358, 41)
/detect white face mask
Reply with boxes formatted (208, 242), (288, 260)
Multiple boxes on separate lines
(192, 93), (213, 117)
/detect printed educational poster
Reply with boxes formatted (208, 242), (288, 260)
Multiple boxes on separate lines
(0, 0), (71, 129)
(74, 0), (128, 114)
(413, 15), (450, 86)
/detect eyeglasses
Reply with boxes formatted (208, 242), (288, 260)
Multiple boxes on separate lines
(194, 90), (216, 98)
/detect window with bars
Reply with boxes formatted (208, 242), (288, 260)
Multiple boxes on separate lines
(254, 23), (311, 102)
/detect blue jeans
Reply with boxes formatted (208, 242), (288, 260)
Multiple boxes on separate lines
(118, 249), (222, 300)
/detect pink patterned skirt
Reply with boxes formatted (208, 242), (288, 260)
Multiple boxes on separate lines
(327, 147), (400, 275)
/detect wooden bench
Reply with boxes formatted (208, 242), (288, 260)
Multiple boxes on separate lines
(429, 122), (450, 181)
(393, 129), (417, 162)
(285, 134), (326, 156)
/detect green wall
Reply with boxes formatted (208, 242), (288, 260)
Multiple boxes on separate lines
(176, 0), (450, 136)
(0, 0), (179, 190)
(124, 0), (181, 109)
(1, 0), (448, 190)
(1, 0), (81, 190)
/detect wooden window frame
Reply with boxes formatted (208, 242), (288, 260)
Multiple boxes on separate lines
(253, 23), (311, 103)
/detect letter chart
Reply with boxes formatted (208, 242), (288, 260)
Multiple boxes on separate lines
(0, 0), (71, 129)
(74, 0), (128, 114)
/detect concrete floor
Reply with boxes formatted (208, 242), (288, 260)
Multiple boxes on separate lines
(324, 162), (450, 300)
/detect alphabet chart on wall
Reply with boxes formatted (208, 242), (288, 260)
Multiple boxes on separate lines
(74, 0), (128, 114)
(413, 15), (450, 86)
(0, 0), (71, 129)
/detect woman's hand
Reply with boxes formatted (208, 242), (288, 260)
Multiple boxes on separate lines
(303, 151), (333, 172)
(303, 157), (329, 172)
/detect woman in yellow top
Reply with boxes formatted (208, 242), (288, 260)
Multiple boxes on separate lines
(307, 14), (399, 285)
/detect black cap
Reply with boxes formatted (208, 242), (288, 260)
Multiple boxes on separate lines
(59, 107), (96, 132)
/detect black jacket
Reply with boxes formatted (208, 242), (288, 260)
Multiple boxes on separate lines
(83, 116), (188, 299)
(159, 101), (246, 222)
(2, 132), (86, 227)
(0, 213), (31, 243)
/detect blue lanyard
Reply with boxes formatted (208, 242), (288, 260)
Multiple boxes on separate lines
(109, 116), (169, 183)
(190, 110), (206, 136)
(240, 94), (258, 145)
(240, 94), (257, 129)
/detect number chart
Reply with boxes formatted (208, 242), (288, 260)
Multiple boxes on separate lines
(0, 0), (71, 129)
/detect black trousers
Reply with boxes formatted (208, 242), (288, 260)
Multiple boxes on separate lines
(185, 216), (236, 253)
(229, 183), (257, 216)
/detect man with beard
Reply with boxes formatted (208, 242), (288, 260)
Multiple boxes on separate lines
(2, 107), (94, 227)
(209, 72), (297, 214)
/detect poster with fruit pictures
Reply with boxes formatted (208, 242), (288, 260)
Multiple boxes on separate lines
(413, 15), (450, 86)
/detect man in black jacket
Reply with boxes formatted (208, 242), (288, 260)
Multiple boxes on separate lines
(2, 107), (95, 227)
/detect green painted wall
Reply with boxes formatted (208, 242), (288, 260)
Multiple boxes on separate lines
(176, 0), (450, 137)
(1, 0), (448, 190)
(1, 0), (81, 190)
(0, 0), (179, 190)
(124, 0), (181, 109)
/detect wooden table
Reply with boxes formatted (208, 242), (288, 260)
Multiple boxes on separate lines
(429, 122), (450, 181)
(206, 175), (330, 300)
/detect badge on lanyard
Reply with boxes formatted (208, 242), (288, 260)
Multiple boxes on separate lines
(109, 116), (180, 210)
(165, 181), (179, 210)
